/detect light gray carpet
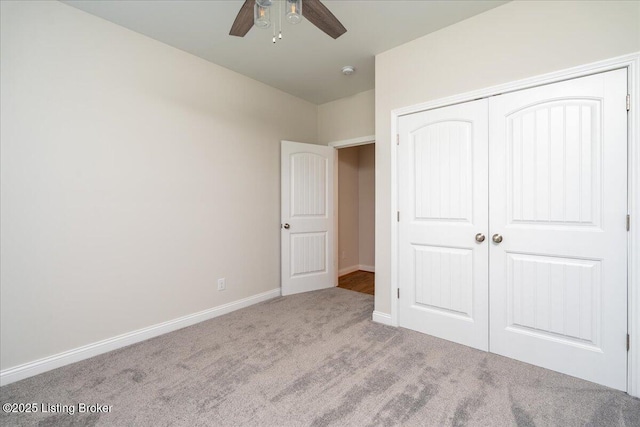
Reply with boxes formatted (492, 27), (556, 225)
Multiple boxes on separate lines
(1, 288), (639, 426)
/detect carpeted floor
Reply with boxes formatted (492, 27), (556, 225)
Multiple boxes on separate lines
(1, 288), (639, 426)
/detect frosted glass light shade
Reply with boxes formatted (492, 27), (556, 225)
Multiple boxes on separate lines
(254, 3), (271, 29)
(286, 0), (302, 24)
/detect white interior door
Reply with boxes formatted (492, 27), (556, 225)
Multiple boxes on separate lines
(281, 140), (335, 296)
(398, 99), (489, 351)
(489, 69), (628, 390)
(396, 69), (628, 390)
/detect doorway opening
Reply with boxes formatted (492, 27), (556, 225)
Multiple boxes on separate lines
(335, 143), (375, 295)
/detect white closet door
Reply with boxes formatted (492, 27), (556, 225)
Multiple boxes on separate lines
(398, 99), (489, 351)
(489, 69), (628, 390)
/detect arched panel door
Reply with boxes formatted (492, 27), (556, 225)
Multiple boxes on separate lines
(397, 99), (489, 351)
(489, 69), (628, 390)
(281, 141), (336, 296)
(397, 68), (628, 391)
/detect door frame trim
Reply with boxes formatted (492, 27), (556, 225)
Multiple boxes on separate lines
(389, 52), (640, 396)
(329, 135), (376, 149)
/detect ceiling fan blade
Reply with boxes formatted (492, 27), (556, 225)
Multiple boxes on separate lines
(229, 0), (255, 37)
(302, 0), (347, 39)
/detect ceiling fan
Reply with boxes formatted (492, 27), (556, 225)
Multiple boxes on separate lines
(229, 0), (347, 39)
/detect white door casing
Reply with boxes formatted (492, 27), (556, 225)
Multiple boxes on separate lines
(281, 140), (335, 296)
(489, 69), (628, 390)
(398, 99), (490, 351)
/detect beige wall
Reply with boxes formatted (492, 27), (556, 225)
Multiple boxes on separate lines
(338, 147), (360, 272)
(318, 89), (375, 144)
(375, 1), (640, 314)
(0, 1), (318, 370)
(358, 144), (375, 269)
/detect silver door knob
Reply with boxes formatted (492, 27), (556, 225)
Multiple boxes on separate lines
(492, 234), (503, 244)
(283, 223), (290, 229)
(475, 233), (485, 243)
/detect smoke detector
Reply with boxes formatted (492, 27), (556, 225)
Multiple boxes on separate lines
(341, 66), (355, 76)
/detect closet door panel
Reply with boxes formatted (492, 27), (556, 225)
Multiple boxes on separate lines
(398, 99), (489, 351)
(489, 69), (628, 391)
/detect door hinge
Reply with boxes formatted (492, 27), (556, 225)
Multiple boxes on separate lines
(627, 214), (631, 231)
(397, 211), (400, 222)
(627, 94), (631, 111)
(397, 288), (400, 299)
(627, 334), (630, 351)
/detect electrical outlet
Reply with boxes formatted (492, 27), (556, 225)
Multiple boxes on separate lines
(341, 251), (346, 260)
(217, 278), (226, 291)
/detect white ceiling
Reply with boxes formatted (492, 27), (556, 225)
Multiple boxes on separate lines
(62, 0), (508, 104)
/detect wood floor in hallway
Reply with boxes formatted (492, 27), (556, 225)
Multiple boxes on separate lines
(338, 270), (374, 295)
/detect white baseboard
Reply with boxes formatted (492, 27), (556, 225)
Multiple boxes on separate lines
(338, 265), (360, 276)
(338, 264), (375, 277)
(359, 264), (375, 273)
(372, 310), (393, 326)
(0, 288), (281, 387)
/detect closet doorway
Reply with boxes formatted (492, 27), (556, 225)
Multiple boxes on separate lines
(335, 141), (375, 295)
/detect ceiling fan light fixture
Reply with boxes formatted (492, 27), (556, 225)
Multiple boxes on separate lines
(230, 0), (346, 40)
(285, 0), (302, 25)
(254, 2), (271, 29)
